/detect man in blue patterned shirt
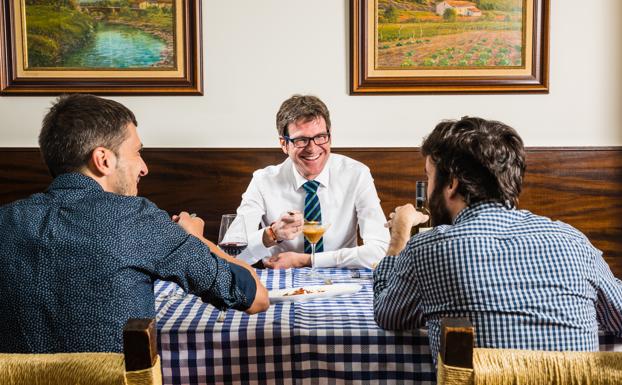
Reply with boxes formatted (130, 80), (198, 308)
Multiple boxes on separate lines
(0, 94), (269, 353)
(374, 116), (622, 364)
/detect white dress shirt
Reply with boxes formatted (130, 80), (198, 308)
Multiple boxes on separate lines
(229, 153), (390, 268)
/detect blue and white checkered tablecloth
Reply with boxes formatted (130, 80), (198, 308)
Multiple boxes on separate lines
(155, 268), (622, 385)
(155, 268), (435, 385)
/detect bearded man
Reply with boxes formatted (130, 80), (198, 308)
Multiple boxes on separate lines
(373, 116), (622, 365)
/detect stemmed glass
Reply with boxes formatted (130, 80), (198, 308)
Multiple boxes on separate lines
(302, 220), (330, 281)
(218, 214), (247, 257)
(216, 214), (247, 323)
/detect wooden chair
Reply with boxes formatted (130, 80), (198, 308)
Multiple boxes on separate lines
(0, 318), (161, 385)
(438, 318), (622, 385)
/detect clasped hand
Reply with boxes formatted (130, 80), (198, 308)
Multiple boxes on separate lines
(385, 204), (430, 232)
(172, 211), (205, 239)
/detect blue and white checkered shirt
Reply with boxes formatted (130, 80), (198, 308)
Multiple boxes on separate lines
(373, 202), (622, 364)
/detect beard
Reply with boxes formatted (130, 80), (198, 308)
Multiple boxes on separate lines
(428, 183), (453, 226)
(112, 161), (136, 196)
(112, 173), (132, 196)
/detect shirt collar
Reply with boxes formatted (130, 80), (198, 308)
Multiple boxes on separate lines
(291, 156), (331, 190)
(454, 201), (509, 224)
(47, 172), (104, 192)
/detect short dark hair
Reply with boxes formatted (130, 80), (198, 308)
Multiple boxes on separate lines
(275, 95), (331, 137)
(421, 116), (525, 208)
(39, 94), (137, 177)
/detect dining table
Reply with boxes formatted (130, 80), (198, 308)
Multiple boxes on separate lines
(155, 267), (435, 384)
(154, 267), (622, 385)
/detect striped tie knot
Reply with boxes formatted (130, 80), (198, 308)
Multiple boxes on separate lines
(303, 180), (320, 194)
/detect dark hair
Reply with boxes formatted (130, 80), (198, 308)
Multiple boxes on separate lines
(421, 116), (525, 208)
(39, 94), (137, 177)
(276, 95), (331, 137)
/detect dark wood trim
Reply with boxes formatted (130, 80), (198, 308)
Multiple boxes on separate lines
(1, 146), (620, 278)
(123, 318), (158, 372)
(440, 318), (474, 368)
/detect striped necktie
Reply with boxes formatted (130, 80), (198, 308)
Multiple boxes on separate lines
(303, 180), (323, 253)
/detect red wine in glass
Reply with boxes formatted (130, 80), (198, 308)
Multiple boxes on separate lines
(218, 242), (248, 256)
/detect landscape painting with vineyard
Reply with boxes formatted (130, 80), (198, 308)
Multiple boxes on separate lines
(377, 0), (524, 69)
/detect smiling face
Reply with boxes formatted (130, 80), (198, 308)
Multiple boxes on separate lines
(110, 123), (148, 196)
(280, 117), (331, 180)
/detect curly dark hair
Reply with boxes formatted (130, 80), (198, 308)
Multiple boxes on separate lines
(275, 95), (331, 137)
(39, 94), (137, 177)
(421, 116), (526, 208)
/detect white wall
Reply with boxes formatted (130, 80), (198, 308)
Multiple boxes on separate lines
(1, 0), (620, 148)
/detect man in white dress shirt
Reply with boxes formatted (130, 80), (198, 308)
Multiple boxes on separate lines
(231, 95), (389, 269)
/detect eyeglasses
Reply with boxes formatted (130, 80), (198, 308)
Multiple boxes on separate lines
(282, 133), (331, 148)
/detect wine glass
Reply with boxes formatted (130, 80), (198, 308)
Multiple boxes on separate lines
(302, 220), (330, 281)
(218, 214), (247, 256)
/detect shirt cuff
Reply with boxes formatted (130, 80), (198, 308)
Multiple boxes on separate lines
(227, 263), (257, 311)
(312, 250), (338, 268)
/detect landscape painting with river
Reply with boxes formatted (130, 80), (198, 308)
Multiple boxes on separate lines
(24, 0), (175, 69)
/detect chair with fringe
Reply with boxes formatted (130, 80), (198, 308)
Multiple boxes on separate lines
(0, 318), (161, 385)
(437, 318), (622, 385)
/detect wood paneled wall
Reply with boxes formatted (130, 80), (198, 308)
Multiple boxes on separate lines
(1, 147), (621, 278)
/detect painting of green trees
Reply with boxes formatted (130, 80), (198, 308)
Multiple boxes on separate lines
(24, 0), (175, 69)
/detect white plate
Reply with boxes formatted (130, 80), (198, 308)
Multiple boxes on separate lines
(269, 283), (362, 304)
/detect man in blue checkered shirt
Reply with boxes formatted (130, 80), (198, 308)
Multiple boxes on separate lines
(373, 116), (622, 365)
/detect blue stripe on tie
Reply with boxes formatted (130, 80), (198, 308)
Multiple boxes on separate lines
(306, 206), (321, 222)
(316, 238), (324, 252)
(305, 199), (320, 216)
(303, 180), (320, 194)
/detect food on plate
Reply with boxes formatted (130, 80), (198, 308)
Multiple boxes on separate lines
(283, 287), (326, 296)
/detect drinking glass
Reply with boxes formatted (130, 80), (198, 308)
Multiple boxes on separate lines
(218, 214), (247, 256)
(302, 220), (330, 281)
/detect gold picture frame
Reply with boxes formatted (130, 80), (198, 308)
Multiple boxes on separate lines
(1, 0), (202, 95)
(351, 0), (549, 94)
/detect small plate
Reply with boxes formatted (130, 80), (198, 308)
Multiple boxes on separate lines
(269, 283), (362, 304)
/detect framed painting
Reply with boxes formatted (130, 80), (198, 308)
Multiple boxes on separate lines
(351, 0), (549, 94)
(0, 0), (202, 95)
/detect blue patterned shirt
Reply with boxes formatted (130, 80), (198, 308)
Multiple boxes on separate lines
(0, 173), (256, 353)
(374, 202), (622, 363)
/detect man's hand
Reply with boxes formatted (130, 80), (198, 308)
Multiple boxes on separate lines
(386, 204), (429, 232)
(263, 211), (303, 247)
(385, 204), (430, 256)
(173, 211), (205, 239)
(273, 211), (303, 240)
(263, 252), (311, 269)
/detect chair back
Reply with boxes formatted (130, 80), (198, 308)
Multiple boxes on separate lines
(438, 318), (622, 385)
(0, 318), (161, 385)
